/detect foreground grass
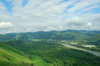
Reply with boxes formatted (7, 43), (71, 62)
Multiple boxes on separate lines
(31, 55), (53, 66)
(0, 42), (34, 66)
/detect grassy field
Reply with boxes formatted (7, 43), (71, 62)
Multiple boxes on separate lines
(31, 55), (53, 66)
(0, 42), (34, 66)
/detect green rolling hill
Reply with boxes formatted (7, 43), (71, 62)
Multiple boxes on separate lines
(0, 42), (34, 66)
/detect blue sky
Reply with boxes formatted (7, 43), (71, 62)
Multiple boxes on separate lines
(0, 0), (100, 34)
(1, 0), (100, 14)
(1, 0), (13, 12)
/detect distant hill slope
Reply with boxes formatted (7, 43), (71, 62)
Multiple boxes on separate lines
(0, 34), (9, 41)
(63, 30), (100, 36)
(87, 34), (100, 41)
(1, 30), (100, 41)
(86, 34), (100, 45)
(0, 42), (34, 66)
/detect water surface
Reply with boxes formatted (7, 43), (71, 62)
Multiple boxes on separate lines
(63, 44), (100, 56)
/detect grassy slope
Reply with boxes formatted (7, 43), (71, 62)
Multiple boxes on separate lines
(0, 41), (54, 66)
(30, 55), (53, 66)
(0, 42), (34, 66)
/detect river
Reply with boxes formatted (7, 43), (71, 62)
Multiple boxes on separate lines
(62, 44), (100, 56)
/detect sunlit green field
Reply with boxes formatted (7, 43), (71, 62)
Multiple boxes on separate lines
(0, 42), (34, 66)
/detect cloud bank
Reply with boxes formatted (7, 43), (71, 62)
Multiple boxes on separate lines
(0, 0), (100, 34)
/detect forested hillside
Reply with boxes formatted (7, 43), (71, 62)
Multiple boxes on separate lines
(86, 34), (100, 46)
(5, 40), (100, 66)
(0, 34), (9, 41)
(1, 30), (100, 41)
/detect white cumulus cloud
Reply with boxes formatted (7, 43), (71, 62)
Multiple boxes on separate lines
(0, 22), (14, 29)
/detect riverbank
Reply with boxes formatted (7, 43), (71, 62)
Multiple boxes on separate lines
(62, 44), (100, 56)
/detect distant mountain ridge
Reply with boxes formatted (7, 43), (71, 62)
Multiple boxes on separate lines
(0, 30), (100, 41)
